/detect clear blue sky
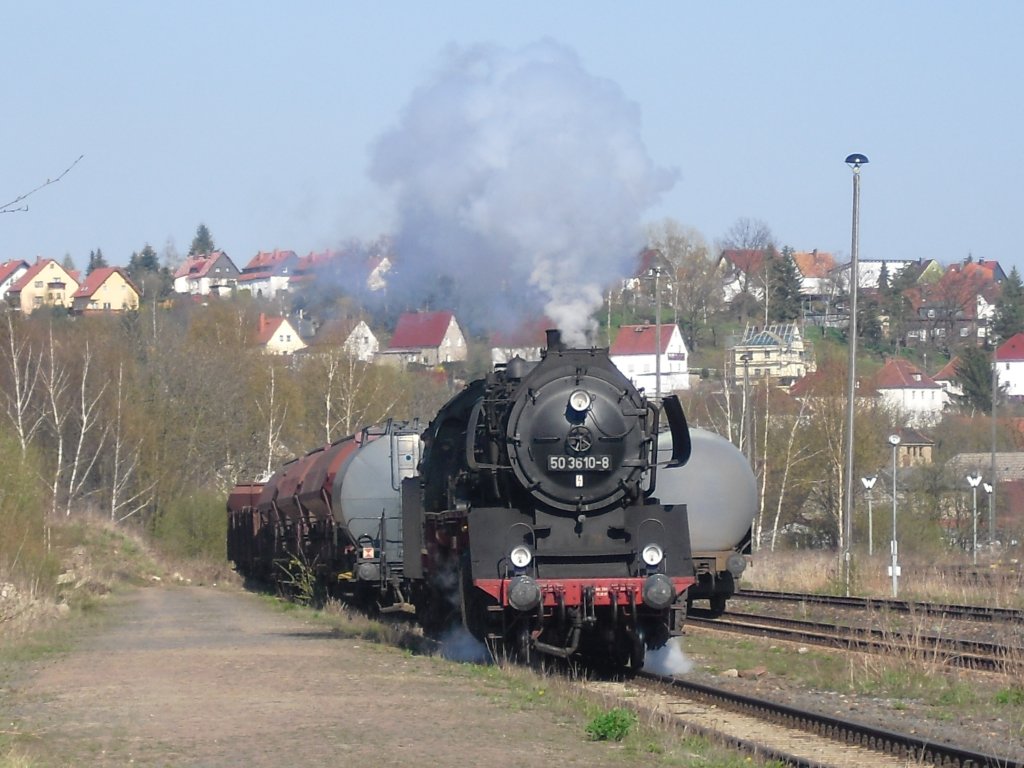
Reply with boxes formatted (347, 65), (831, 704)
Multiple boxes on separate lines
(3, 1), (1022, 276)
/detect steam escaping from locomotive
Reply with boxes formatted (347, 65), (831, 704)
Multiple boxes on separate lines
(370, 40), (676, 344)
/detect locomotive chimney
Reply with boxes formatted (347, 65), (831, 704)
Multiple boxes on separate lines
(545, 328), (564, 351)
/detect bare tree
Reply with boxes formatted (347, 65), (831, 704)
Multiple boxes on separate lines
(62, 342), (109, 516)
(0, 314), (44, 457)
(108, 364), (156, 522)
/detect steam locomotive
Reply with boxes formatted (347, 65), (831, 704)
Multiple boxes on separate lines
(227, 330), (750, 668)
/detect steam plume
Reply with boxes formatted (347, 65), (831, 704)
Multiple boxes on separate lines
(370, 40), (675, 345)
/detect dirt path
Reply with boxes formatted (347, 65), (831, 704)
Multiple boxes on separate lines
(0, 585), (639, 767)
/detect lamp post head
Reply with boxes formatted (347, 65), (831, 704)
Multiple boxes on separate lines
(861, 475), (877, 490)
(888, 434), (901, 447)
(967, 473), (983, 488)
(845, 153), (869, 171)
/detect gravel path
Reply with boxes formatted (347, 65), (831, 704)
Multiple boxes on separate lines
(0, 585), (648, 767)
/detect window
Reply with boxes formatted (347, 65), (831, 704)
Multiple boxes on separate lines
(34, 280), (43, 288)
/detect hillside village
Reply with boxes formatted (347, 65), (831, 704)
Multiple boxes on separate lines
(2, 224), (1024, 559)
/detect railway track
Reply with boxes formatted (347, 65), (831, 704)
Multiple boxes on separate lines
(736, 588), (1024, 623)
(625, 672), (1023, 768)
(687, 610), (1020, 672)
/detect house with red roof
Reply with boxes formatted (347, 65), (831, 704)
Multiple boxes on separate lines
(254, 313), (307, 355)
(237, 249), (297, 298)
(609, 323), (689, 393)
(871, 357), (947, 426)
(715, 249), (769, 303)
(6, 258), (80, 313)
(0, 259), (29, 302)
(173, 251), (240, 296)
(72, 267), (140, 313)
(377, 310), (466, 368)
(488, 319), (552, 365)
(791, 250), (837, 301)
(310, 317), (379, 362)
(904, 260), (999, 347)
(996, 332), (1024, 399)
(932, 356), (964, 399)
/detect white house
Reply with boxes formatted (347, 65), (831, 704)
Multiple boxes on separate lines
(0, 260), (29, 302)
(254, 314), (307, 355)
(172, 251), (239, 296)
(872, 357), (948, 426)
(609, 323), (689, 393)
(996, 333), (1024, 399)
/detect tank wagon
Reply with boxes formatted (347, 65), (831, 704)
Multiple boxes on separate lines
(229, 330), (697, 669)
(656, 428), (756, 614)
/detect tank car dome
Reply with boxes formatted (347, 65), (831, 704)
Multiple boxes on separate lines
(655, 428), (756, 551)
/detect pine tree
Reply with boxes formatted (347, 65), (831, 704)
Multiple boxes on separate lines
(86, 248), (108, 276)
(992, 266), (1024, 342)
(767, 246), (803, 322)
(877, 262), (890, 291)
(954, 344), (996, 414)
(128, 244), (161, 278)
(188, 224), (216, 257)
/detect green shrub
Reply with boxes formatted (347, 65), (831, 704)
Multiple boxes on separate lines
(585, 707), (636, 741)
(150, 488), (226, 560)
(0, 431), (58, 589)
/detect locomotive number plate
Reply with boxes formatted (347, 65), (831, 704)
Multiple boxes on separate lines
(547, 454), (612, 472)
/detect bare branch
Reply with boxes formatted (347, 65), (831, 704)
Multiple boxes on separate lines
(1, 155), (84, 214)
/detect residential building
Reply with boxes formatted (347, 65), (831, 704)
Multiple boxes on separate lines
(890, 427), (935, 467)
(729, 323), (813, 386)
(609, 323), (689, 392)
(489, 319), (551, 365)
(238, 249), (298, 297)
(6, 259), (80, 313)
(0, 260), (29, 302)
(715, 249), (768, 303)
(71, 267), (140, 313)
(932, 356), (964, 400)
(791, 250), (837, 302)
(872, 357), (948, 426)
(254, 313), (307, 355)
(173, 251), (240, 296)
(311, 318), (379, 362)
(377, 310), (467, 367)
(996, 333), (1024, 399)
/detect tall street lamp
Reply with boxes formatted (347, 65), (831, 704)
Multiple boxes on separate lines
(651, 265), (663, 404)
(888, 433), (901, 597)
(861, 475), (877, 556)
(842, 153), (869, 596)
(983, 482), (993, 546)
(967, 473), (982, 565)
(739, 353), (753, 468)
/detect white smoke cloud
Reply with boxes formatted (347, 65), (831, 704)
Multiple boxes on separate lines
(370, 39), (676, 344)
(642, 637), (693, 676)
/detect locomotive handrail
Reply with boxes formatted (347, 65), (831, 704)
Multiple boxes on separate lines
(662, 395), (691, 468)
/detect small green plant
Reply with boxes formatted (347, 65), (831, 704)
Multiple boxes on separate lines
(995, 687), (1024, 706)
(585, 707), (636, 741)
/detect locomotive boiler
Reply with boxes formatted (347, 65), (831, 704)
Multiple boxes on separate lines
(401, 329), (696, 668)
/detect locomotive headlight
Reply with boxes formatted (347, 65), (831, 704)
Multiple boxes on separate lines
(726, 553), (748, 577)
(568, 389), (592, 413)
(642, 573), (676, 609)
(507, 575), (541, 612)
(509, 545), (533, 569)
(641, 544), (664, 567)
